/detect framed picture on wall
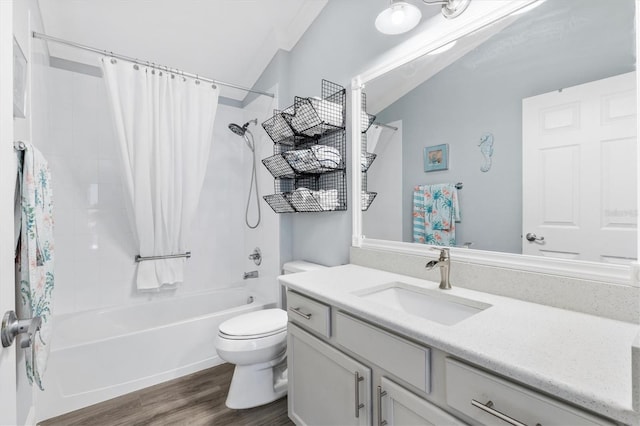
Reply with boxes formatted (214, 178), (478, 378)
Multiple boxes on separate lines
(423, 144), (449, 172)
(13, 36), (27, 119)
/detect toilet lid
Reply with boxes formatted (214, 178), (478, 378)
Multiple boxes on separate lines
(219, 308), (287, 338)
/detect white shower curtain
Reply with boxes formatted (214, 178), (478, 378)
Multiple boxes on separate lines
(101, 58), (219, 290)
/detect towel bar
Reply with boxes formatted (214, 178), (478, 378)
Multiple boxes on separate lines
(135, 252), (191, 262)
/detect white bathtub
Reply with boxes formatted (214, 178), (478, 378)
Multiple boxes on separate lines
(36, 286), (273, 422)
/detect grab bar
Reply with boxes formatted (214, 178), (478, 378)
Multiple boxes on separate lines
(135, 252), (191, 262)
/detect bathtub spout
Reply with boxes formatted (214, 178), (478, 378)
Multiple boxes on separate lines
(243, 271), (259, 280)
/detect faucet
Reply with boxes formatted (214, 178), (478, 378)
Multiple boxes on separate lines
(243, 270), (259, 280)
(425, 248), (451, 290)
(248, 247), (262, 266)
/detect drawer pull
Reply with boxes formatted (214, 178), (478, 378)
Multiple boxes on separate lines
(471, 399), (529, 426)
(289, 307), (312, 320)
(377, 386), (388, 426)
(354, 372), (365, 418)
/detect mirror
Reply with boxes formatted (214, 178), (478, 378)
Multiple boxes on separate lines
(358, 0), (637, 265)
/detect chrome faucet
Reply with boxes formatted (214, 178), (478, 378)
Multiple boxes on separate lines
(243, 270), (259, 280)
(425, 248), (451, 290)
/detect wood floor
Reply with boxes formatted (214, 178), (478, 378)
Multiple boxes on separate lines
(39, 363), (294, 426)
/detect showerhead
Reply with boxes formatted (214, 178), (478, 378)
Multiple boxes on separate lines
(228, 118), (258, 137)
(228, 123), (246, 137)
(228, 119), (258, 151)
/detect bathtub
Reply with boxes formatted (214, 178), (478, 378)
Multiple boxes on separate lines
(36, 286), (273, 422)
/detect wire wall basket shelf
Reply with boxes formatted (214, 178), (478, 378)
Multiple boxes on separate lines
(361, 93), (377, 211)
(261, 80), (347, 214)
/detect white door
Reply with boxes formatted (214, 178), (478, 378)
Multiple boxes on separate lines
(0, 0), (18, 424)
(522, 72), (637, 263)
(288, 324), (372, 426)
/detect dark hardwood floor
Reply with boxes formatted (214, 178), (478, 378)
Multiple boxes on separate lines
(39, 363), (294, 426)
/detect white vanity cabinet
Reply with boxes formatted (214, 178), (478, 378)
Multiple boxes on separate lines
(286, 289), (620, 426)
(288, 324), (372, 425)
(287, 290), (461, 426)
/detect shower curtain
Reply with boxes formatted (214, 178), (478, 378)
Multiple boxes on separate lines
(101, 58), (219, 290)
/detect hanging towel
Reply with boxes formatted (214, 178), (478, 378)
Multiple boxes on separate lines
(15, 142), (55, 390)
(413, 183), (460, 246)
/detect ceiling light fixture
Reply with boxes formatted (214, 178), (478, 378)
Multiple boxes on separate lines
(375, 1), (422, 35)
(375, 0), (473, 35)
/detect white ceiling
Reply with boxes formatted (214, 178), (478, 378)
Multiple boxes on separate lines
(37, 0), (328, 100)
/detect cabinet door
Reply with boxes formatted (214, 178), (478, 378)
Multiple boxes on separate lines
(288, 324), (372, 426)
(379, 377), (465, 426)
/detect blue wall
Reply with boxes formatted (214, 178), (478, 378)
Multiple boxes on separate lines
(249, 0), (420, 266)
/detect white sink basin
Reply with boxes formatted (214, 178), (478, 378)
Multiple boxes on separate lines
(356, 282), (491, 326)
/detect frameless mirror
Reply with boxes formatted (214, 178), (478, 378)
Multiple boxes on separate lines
(359, 0), (637, 266)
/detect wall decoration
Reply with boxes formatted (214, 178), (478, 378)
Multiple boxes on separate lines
(13, 36), (27, 118)
(423, 143), (449, 172)
(478, 132), (494, 172)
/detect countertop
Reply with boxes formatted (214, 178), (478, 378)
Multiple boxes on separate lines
(279, 264), (640, 425)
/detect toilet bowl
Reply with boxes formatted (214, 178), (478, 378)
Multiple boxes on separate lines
(215, 261), (326, 409)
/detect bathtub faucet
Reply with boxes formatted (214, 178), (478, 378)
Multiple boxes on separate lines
(243, 270), (259, 280)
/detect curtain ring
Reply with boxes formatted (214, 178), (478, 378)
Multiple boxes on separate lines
(195, 75), (200, 85)
(212, 84), (217, 90)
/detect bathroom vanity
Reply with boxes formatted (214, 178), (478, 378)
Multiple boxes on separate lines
(280, 265), (639, 425)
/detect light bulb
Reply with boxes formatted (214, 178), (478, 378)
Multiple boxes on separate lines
(375, 1), (422, 35)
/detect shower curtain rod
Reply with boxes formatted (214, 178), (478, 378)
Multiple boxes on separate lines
(372, 122), (398, 131)
(33, 32), (275, 98)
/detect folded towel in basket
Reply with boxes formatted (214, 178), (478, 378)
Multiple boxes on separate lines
(311, 145), (341, 169)
(290, 188), (321, 211)
(285, 145), (341, 173)
(316, 189), (339, 211)
(289, 187), (339, 211)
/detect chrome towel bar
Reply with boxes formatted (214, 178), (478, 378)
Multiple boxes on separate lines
(135, 252), (191, 262)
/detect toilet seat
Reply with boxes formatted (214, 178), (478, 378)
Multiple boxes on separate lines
(218, 328), (285, 340)
(218, 308), (287, 340)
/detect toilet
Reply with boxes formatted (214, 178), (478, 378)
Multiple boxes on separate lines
(215, 261), (326, 409)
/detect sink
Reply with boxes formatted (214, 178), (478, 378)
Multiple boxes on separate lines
(355, 282), (491, 326)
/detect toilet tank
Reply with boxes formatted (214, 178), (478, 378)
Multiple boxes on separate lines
(280, 261), (327, 307)
(282, 260), (327, 274)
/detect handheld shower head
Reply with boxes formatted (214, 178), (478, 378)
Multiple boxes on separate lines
(228, 119), (258, 137)
(227, 119), (262, 229)
(228, 123), (246, 136)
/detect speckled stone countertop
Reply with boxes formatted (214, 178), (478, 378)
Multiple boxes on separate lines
(280, 264), (640, 425)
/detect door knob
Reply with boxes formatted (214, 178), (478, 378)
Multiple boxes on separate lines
(525, 233), (544, 242)
(1, 310), (42, 348)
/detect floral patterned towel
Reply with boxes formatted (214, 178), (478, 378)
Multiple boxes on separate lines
(16, 142), (54, 390)
(413, 183), (460, 246)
